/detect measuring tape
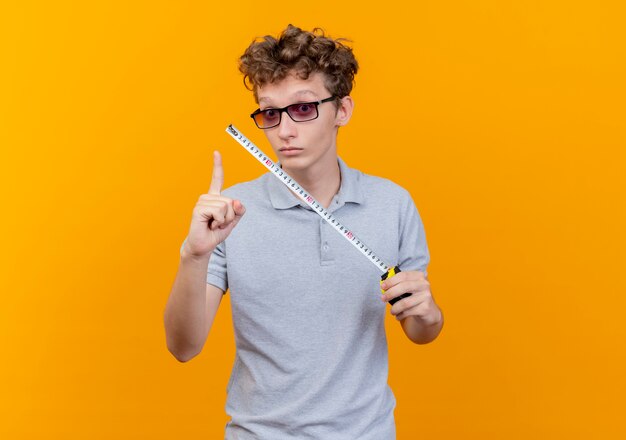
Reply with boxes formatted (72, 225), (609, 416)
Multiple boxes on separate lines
(225, 124), (411, 306)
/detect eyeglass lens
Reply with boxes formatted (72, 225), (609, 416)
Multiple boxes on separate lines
(254, 103), (319, 128)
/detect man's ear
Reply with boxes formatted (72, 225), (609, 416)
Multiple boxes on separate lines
(335, 96), (354, 127)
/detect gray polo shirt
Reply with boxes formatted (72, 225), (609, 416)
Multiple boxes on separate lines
(200, 157), (429, 439)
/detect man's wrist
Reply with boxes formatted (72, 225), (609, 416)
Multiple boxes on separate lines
(408, 308), (443, 328)
(180, 242), (213, 264)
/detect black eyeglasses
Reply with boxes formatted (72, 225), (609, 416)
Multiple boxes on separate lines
(250, 96), (337, 129)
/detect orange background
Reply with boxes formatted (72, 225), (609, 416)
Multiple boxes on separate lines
(1, 1), (625, 438)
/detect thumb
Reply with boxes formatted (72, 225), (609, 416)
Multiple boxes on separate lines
(233, 199), (246, 218)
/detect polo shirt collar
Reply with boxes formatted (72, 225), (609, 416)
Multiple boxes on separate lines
(267, 157), (365, 210)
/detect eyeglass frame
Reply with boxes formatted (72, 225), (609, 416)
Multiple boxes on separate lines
(250, 96), (338, 129)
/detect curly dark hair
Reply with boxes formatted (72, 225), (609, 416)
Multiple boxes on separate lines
(239, 24), (359, 103)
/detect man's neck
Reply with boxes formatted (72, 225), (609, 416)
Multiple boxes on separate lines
(284, 157), (341, 209)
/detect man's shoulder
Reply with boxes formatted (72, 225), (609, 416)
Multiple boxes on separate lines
(350, 166), (412, 201)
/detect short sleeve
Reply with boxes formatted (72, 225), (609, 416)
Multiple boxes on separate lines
(397, 192), (430, 277)
(207, 241), (228, 293)
(179, 236), (228, 293)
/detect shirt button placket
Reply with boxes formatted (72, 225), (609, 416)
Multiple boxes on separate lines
(320, 219), (334, 264)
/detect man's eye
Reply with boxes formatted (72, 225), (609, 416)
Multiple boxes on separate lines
(264, 109), (278, 119)
(292, 104), (315, 116)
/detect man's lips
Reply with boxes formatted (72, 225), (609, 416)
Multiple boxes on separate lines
(279, 147), (303, 157)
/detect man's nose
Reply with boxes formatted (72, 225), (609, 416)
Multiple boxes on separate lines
(277, 112), (297, 139)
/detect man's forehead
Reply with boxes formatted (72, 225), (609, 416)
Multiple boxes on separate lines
(258, 89), (319, 105)
(257, 71), (328, 104)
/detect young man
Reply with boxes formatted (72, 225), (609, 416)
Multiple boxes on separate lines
(164, 24), (443, 439)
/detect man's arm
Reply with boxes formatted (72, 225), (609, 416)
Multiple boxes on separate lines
(164, 248), (224, 362)
(380, 271), (443, 344)
(163, 151), (245, 362)
(399, 307), (443, 345)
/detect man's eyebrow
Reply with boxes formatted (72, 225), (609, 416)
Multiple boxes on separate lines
(258, 90), (320, 106)
(293, 90), (319, 98)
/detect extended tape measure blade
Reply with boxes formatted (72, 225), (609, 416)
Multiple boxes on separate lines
(225, 124), (390, 274)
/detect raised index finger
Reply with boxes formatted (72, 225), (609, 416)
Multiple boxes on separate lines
(208, 151), (224, 195)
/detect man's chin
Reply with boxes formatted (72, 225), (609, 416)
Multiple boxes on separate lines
(279, 156), (311, 172)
